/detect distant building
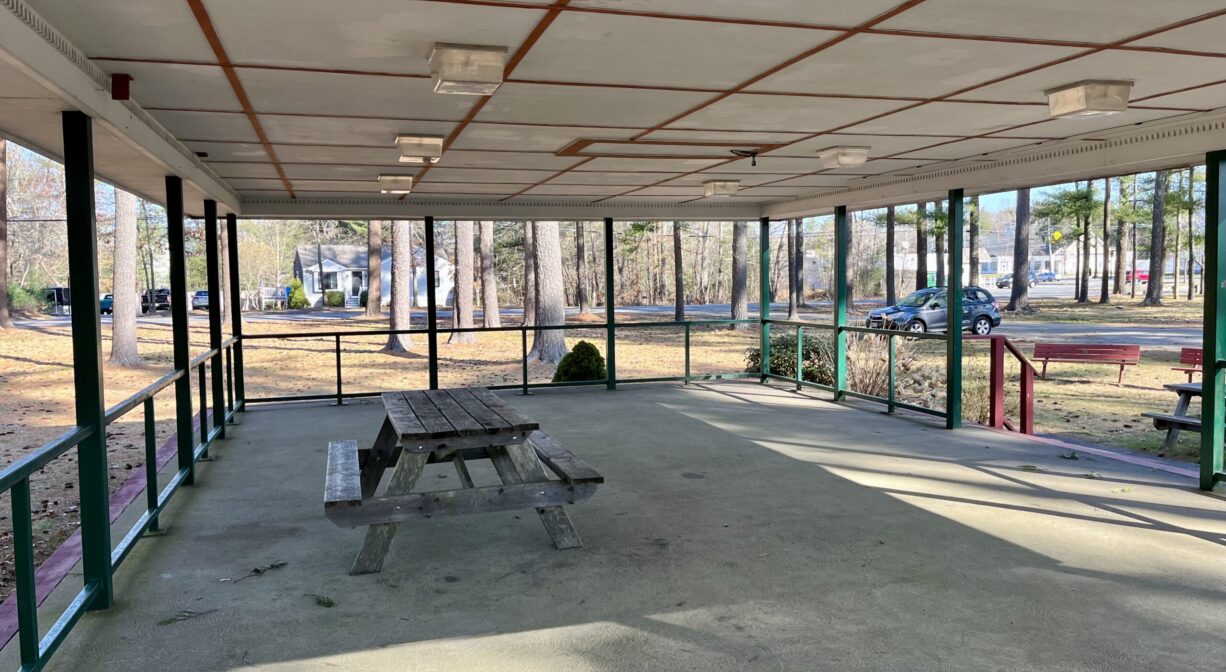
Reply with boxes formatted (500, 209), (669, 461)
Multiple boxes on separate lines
(292, 245), (453, 309)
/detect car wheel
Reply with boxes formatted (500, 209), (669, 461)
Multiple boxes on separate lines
(972, 316), (992, 335)
(905, 320), (926, 333)
(1029, 280), (1036, 288)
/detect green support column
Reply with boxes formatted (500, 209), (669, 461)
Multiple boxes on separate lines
(424, 216), (439, 390)
(204, 200), (224, 439)
(604, 217), (617, 390)
(166, 175), (195, 485)
(1202, 151), (1226, 491)
(62, 110), (113, 610)
(833, 206), (848, 400)
(946, 189), (965, 429)
(759, 217), (771, 382)
(226, 212), (245, 409)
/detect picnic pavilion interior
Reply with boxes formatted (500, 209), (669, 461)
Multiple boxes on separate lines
(3, 1), (1226, 669)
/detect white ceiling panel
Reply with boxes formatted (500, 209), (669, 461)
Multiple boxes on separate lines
(426, 167), (556, 183)
(1139, 83), (1226, 111)
(663, 173), (799, 187)
(1131, 14), (1226, 53)
(258, 115), (456, 147)
(822, 158), (934, 175)
(206, 0), (545, 73)
(521, 184), (631, 196)
(188, 141), (271, 162)
(781, 133), (967, 157)
(514, 11), (834, 89)
(720, 156), (827, 172)
(762, 175), (859, 188)
(451, 123), (641, 152)
(26, 0), (214, 61)
(889, 137), (1039, 160)
(986, 108), (1190, 137)
(748, 34), (1080, 98)
(270, 144), (398, 164)
(476, 82), (710, 127)
(412, 183), (527, 195)
(579, 157), (728, 172)
(209, 163), (283, 180)
(281, 163), (402, 181)
(239, 70), (474, 120)
(875, 0), (1226, 44)
(100, 62), (240, 111)
(554, 171), (681, 186)
(148, 110), (259, 143)
(628, 186), (703, 197)
(640, 129), (810, 144)
(839, 102), (1050, 136)
(442, 151), (583, 171)
(568, 0), (906, 26)
(954, 50), (1226, 104)
(674, 94), (902, 132)
(736, 185), (818, 197)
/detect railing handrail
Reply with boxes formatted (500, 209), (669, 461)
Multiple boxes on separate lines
(103, 368), (187, 425)
(966, 334), (1039, 375)
(0, 425), (94, 493)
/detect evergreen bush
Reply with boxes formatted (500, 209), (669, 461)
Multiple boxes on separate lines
(288, 278), (310, 309)
(552, 340), (607, 382)
(324, 290), (344, 307)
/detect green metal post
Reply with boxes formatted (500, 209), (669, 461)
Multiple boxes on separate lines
(144, 398), (159, 531)
(604, 217), (617, 390)
(1202, 151), (1226, 491)
(198, 363), (208, 445)
(204, 200), (224, 439)
(225, 346), (234, 416)
(946, 189), (964, 429)
(62, 110), (113, 610)
(424, 216), (439, 390)
(334, 335), (343, 406)
(166, 175), (194, 485)
(521, 328), (530, 395)
(833, 206), (848, 401)
(12, 480), (37, 667)
(795, 325), (803, 390)
(759, 217), (771, 382)
(684, 322), (691, 384)
(225, 212), (245, 409)
(887, 335), (897, 414)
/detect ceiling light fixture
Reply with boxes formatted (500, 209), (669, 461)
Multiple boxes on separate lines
(817, 146), (871, 169)
(704, 180), (739, 198)
(1045, 80), (1132, 118)
(378, 175), (414, 194)
(429, 43), (507, 95)
(395, 134), (444, 164)
(730, 149), (758, 167)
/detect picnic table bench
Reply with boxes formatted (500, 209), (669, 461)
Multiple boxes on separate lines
(1033, 343), (1140, 384)
(1142, 382), (1202, 451)
(1172, 347), (1204, 382)
(324, 387), (602, 574)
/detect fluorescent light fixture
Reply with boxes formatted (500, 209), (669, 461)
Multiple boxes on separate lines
(1045, 80), (1132, 118)
(817, 146), (871, 169)
(703, 180), (739, 198)
(378, 175), (414, 194)
(429, 43), (507, 95)
(395, 134), (444, 164)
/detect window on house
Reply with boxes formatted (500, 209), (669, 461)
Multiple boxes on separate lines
(322, 272), (337, 290)
(433, 271), (441, 288)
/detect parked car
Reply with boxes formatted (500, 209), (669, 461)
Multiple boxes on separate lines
(995, 272), (1036, 289)
(865, 286), (1002, 335)
(192, 290), (210, 310)
(141, 288), (171, 313)
(1125, 270), (1149, 284)
(100, 293), (113, 314)
(1036, 271), (1058, 283)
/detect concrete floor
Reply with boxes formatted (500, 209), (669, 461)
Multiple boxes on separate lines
(24, 382), (1226, 672)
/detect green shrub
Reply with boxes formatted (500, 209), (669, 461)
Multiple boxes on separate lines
(6, 285), (42, 312)
(288, 278), (310, 309)
(552, 340), (607, 383)
(745, 332), (834, 385)
(324, 290), (344, 307)
(359, 289), (368, 308)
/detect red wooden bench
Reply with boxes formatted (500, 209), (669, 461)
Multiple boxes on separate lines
(1172, 347), (1203, 382)
(1032, 343), (1141, 384)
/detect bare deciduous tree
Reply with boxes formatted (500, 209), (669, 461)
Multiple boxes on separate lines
(967, 197), (979, 289)
(1007, 188), (1033, 313)
(366, 220), (382, 317)
(915, 202), (928, 290)
(479, 220), (500, 327)
(577, 221), (592, 314)
(523, 223), (536, 328)
(0, 139), (10, 329)
(449, 221), (476, 344)
(731, 221), (748, 330)
(673, 221), (684, 321)
(1140, 170), (1169, 307)
(885, 206), (897, 306)
(1099, 178), (1111, 304)
(109, 188), (142, 365)
(528, 221), (567, 363)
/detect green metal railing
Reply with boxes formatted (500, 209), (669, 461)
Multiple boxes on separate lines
(5, 338), (239, 671)
(243, 319), (760, 404)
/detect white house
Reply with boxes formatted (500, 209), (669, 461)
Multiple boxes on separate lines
(293, 245), (453, 309)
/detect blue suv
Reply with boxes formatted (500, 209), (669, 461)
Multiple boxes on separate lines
(866, 286), (1002, 335)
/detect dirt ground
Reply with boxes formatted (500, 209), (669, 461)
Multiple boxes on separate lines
(0, 305), (1204, 598)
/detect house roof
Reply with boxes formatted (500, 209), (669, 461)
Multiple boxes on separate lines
(295, 244), (448, 270)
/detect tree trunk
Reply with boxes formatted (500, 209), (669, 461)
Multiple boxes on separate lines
(479, 220), (500, 327)
(1130, 220), (1138, 299)
(1188, 167), (1197, 300)
(935, 225), (946, 287)
(1113, 184), (1126, 295)
(366, 220), (382, 317)
(1171, 171), (1182, 301)
(968, 197), (980, 289)
(1006, 188), (1032, 312)
(577, 221), (592, 314)
(786, 219), (798, 320)
(449, 221), (476, 344)
(523, 223), (536, 327)
(528, 222), (568, 363)
(1078, 215), (1091, 303)
(915, 203), (928, 289)
(0, 139), (10, 329)
(384, 220), (412, 352)
(673, 222), (685, 321)
(793, 218), (805, 306)
(846, 217), (856, 308)
(1099, 177), (1111, 304)
(731, 221), (748, 330)
(884, 206), (897, 305)
(1141, 170), (1169, 307)
(218, 221), (230, 325)
(109, 189), (142, 365)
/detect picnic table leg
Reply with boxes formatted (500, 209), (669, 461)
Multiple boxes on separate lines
(350, 449), (429, 575)
(1163, 392), (1194, 452)
(358, 417), (400, 499)
(488, 443), (583, 550)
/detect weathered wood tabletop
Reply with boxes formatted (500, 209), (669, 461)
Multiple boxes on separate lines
(325, 387), (601, 574)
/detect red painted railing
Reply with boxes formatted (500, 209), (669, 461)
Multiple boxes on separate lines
(967, 334), (1037, 435)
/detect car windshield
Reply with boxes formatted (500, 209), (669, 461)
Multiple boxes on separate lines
(195, 291), (208, 296)
(897, 289), (938, 307)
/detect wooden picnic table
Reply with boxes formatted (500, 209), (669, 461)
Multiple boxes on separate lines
(1142, 382), (1204, 451)
(324, 387), (602, 575)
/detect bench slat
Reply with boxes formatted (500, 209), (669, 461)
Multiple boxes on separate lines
(529, 431), (604, 484)
(326, 481), (598, 527)
(325, 440), (362, 509)
(382, 392), (426, 437)
(403, 390), (457, 438)
(1141, 412), (1202, 430)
